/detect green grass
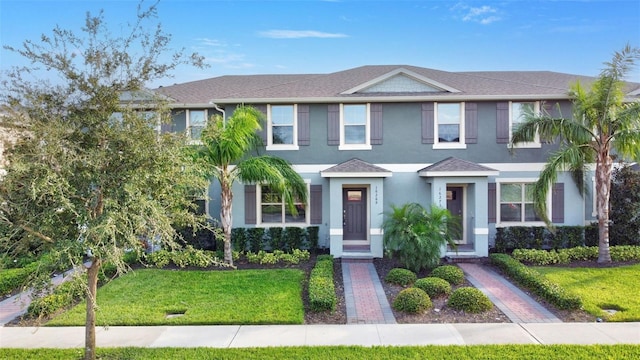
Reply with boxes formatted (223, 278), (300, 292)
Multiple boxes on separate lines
(1, 345), (639, 359)
(535, 263), (640, 321)
(47, 268), (304, 326)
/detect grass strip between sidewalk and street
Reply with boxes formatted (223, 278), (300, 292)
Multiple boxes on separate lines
(1, 345), (639, 359)
(46, 268), (305, 326)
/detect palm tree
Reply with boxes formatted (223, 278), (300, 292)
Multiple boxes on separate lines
(196, 105), (307, 266)
(511, 45), (640, 263)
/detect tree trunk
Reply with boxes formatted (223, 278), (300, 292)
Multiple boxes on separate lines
(219, 178), (233, 266)
(84, 257), (101, 360)
(596, 151), (612, 263)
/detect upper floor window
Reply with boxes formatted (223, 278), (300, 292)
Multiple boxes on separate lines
(499, 182), (543, 223)
(510, 101), (540, 148)
(259, 185), (308, 225)
(434, 102), (465, 149)
(340, 104), (371, 150)
(187, 110), (206, 141)
(267, 105), (298, 150)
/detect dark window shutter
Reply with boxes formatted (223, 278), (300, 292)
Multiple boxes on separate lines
(496, 102), (509, 144)
(327, 104), (340, 146)
(245, 185), (257, 224)
(421, 103), (434, 144)
(253, 105), (268, 145)
(297, 105), (310, 146)
(370, 103), (383, 145)
(552, 183), (565, 223)
(488, 183), (497, 223)
(465, 102), (478, 144)
(310, 184), (323, 224)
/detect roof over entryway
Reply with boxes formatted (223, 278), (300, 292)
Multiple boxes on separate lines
(321, 158), (392, 178)
(418, 157), (499, 177)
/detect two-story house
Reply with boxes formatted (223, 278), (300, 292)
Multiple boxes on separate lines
(155, 65), (640, 259)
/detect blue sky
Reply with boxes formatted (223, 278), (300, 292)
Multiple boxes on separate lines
(1, 0), (639, 88)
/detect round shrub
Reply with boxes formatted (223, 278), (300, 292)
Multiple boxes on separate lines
(429, 265), (465, 285)
(393, 287), (432, 313)
(447, 287), (493, 313)
(385, 268), (417, 286)
(414, 277), (452, 298)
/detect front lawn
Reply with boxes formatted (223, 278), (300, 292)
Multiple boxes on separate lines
(47, 268), (305, 326)
(1, 345), (639, 359)
(535, 263), (640, 321)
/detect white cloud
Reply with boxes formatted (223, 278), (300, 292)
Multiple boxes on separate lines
(258, 30), (348, 39)
(195, 38), (227, 47)
(452, 3), (501, 25)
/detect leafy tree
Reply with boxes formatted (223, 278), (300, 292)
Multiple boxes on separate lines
(610, 165), (640, 246)
(0, 3), (206, 360)
(511, 45), (640, 263)
(195, 106), (307, 266)
(382, 203), (460, 272)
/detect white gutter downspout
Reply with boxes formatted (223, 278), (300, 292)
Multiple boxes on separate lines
(209, 102), (226, 127)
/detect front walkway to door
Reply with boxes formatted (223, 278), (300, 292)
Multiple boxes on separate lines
(342, 259), (396, 324)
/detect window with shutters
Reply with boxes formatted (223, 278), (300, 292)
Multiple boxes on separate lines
(510, 101), (541, 148)
(258, 184), (309, 225)
(433, 102), (466, 149)
(267, 104), (298, 150)
(496, 180), (549, 226)
(340, 104), (371, 150)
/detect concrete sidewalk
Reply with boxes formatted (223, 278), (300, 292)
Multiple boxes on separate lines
(1, 323), (639, 348)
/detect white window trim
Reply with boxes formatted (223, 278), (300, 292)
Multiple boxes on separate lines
(495, 178), (550, 227)
(509, 101), (541, 149)
(433, 102), (466, 150)
(187, 109), (207, 144)
(266, 104), (299, 151)
(339, 103), (372, 151)
(256, 180), (310, 226)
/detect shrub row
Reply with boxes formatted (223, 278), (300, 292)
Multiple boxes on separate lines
(512, 245), (640, 266)
(231, 226), (320, 253)
(494, 226), (595, 253)
(308, 255), (336, 312)
(0, 263), (37, 296)
(27, 274), (86, 318)
(245, 249), (310, 265)
(144, 246), (230, 268)
(490, 253), (582, 310)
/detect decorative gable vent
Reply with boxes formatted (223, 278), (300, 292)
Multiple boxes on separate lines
(341, 68), (461, 95)
(360, 74), (442, 93)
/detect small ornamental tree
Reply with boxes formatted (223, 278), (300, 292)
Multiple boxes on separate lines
(610, 165), (640, 246)
(0, 3), (206, 360)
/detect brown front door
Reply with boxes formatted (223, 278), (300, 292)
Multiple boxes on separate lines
(343, 188), (367, 241)
(447, 186), (465, 243)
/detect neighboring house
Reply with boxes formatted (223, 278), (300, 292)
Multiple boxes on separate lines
(155, 65), (640, 259)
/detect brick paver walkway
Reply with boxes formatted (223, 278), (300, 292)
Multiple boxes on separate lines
(342, 260), (396, 324)
(457, 263), (561, 323)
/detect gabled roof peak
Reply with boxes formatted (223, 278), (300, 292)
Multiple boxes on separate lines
(341, 67), (461, 95)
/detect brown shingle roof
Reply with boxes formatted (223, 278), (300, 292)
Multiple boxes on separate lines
(153, 65), (640, 105)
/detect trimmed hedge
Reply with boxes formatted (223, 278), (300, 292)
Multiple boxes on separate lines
(512, 246), (640, 266)
(385, 268), (417, 286)
(414, 277), (451, 298)
(393, 287), (432, 313)
(0, 263), (37, 296)
(447, 287), (493, 313)
(490, 253), (582, 310)
(429, 265), (464, 285)
(494, 225), (591, 253)
(308, 255), (336, 312)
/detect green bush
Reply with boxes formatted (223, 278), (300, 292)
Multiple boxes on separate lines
(562, 246), (598, 262)
(246, 228), (265, 253)
(414, 277), (452, 298)
(393, 287), (432, 313)
(511, 245), (640, 266)
(429, 265), (464, 285)
(385, 268), (417, 286)
(0, 263), (37, 296)
(231, 228), (247, 251)
(283, 227), (304, 251)
(267, 227), (284, 251)
(308, 256), (336, 312)
(27, 274), (86, 318)
(610, 245), (640, 262)
(490, 253), (582, 310)
(610, 166), (640, 246)
(512, 249), (569, 265)
(447, 287), (493, 313)
(307, 226), (319, 250)
(382, 203), (460, 272)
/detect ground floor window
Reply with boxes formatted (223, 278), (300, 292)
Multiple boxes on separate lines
(260, 186), (307, 224)
(499, 183), (542, 222)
